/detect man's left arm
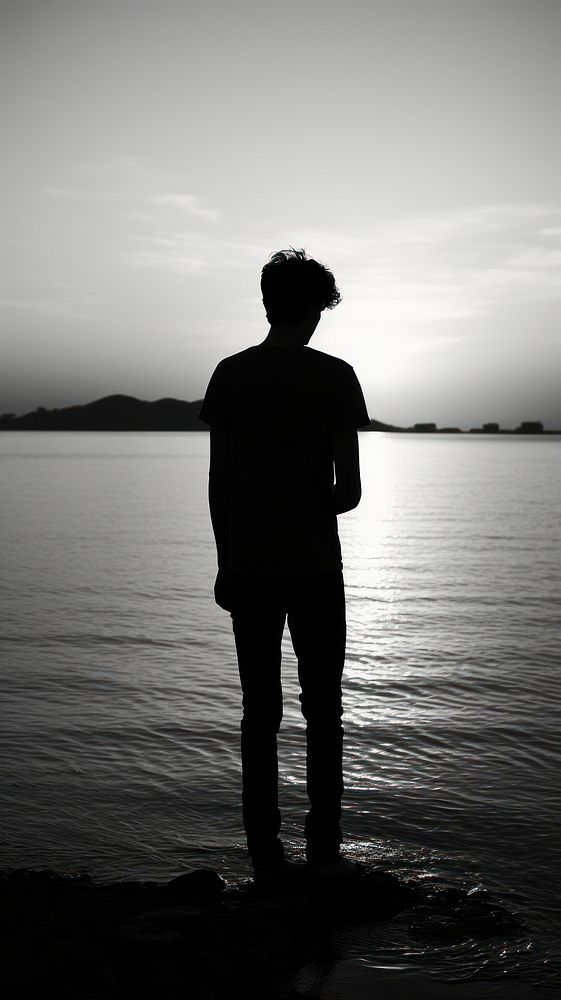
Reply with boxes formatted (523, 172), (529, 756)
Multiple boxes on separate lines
(330, 429), (362, 514)
(328, 364), (369, 514)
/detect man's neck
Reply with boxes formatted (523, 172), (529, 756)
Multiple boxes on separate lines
(262, 329), (308, 347)
(261, 310), (321, 347)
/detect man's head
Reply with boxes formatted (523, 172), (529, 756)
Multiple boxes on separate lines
(261, 248), (341, 326)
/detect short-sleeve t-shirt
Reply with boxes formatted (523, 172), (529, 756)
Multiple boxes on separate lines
(199, 344), (370, 574)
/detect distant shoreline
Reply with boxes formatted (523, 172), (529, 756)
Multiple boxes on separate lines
(2, 428), (560, 435)
(0, 395), (558, 434)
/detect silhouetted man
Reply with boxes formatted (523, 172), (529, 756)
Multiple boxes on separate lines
(199, 249), (369, 879)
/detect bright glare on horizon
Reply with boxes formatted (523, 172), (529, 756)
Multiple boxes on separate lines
(1, 0), (560, 428)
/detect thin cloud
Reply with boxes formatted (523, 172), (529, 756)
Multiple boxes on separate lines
(43, 157), (219, 223)
(130, 232), (211, 274)
(43, 186), (127, 201)
(128, 202), (561, 318)
(0, 295), (100, 321)
(129, 233), (265, 274)
(77, 156), (178, 191)
(43, 186), (219, 221)
(151, 194), (218, 222)
(299, 203), (561, 325)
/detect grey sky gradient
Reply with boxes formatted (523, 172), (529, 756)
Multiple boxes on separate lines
(1, 0), (560, 427)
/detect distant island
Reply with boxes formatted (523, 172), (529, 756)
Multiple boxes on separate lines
(0, 396), (557, 433)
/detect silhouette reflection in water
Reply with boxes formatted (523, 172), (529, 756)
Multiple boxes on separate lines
(199, 249), (370, 879)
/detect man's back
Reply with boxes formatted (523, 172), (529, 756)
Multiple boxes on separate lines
(200, 343), (369, 574)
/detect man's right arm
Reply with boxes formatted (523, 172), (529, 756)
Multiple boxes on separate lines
(330, 429), (362, 514)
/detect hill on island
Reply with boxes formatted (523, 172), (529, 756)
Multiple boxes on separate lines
(0, 395), (208, 431)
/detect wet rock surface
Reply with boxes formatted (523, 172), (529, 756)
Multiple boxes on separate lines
(0, 865), (524, 999)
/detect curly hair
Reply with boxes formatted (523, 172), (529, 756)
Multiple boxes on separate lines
(260, 248), (342, 325)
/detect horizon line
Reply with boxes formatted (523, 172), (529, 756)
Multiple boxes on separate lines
(0, 394), (558, 433)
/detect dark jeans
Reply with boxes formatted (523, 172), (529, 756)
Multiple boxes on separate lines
(230, 570), (346, 868)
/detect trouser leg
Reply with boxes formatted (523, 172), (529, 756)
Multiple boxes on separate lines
(287, 572), (346, 863)
(231, 580), (286, 868)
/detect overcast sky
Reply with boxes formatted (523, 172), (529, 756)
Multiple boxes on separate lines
(1, 0), (560, 428)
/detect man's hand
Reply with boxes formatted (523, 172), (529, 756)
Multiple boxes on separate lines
(331, 429), (362, 513)
(214, 568), (234, 611)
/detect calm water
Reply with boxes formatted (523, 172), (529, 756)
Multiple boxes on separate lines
(1, 431), (560, 994)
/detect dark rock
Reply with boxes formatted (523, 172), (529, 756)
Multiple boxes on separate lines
(466, 885), (490, 900)
(46, 937), (93, 968)
(0, 863), (525, 999)
(91, 967), (117, 988)
(410, 914), (465, 941)
(159, 867), (226, 902)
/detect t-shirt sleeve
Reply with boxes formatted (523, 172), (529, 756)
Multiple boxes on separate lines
(198, 362), (230, 428)
(331, 365), (371, 432)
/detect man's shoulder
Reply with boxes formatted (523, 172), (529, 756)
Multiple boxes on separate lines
(215, 345), (354, 373)
(304, 347), (355, 374)
(214, 347), (258, 369)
